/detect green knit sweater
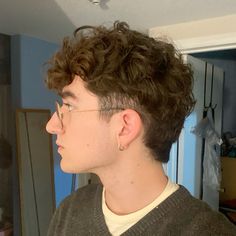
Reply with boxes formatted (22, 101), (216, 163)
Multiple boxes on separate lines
(47, 184), (236, 236)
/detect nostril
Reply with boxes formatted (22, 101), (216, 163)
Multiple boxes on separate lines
(46, 112), (63, 134)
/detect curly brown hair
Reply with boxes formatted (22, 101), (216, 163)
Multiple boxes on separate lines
(46, 21), (195, 163)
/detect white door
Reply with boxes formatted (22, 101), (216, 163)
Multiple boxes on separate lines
(177, 55), (224, 210)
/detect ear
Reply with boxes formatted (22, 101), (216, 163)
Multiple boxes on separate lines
(116, 109), (143, 150)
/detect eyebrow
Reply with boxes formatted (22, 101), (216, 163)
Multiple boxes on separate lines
(60, 91), (78, 100)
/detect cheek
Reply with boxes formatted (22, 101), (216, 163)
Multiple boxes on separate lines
(66, 117), (115, 156)
(60, 116), (118, 173)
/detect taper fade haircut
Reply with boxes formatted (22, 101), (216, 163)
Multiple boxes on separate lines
(46, 21), (195, 163)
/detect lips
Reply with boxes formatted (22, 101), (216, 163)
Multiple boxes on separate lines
(57, 147), (63, 154)
(57, 144), (64, 154)
(56, 141), (64, 149)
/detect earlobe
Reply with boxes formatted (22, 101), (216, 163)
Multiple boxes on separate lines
(118, 144), (125, 151)
(117, 109), (142, 150)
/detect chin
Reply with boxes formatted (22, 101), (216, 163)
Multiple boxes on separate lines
(60, 162), (76, 173)
(60, 161), (88, 174)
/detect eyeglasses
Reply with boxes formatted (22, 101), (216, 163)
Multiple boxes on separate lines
(55, 101), (124, 129)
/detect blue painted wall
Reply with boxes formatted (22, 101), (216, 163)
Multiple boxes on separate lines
(11, 35), (73, 209)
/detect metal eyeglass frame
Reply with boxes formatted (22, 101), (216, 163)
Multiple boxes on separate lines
(55, 101), (124, 129)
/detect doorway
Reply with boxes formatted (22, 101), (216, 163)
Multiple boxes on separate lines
(191, 49), (236, 224)
(0, 34), (13, 234)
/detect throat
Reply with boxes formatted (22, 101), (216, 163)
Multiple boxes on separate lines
(103, 174), (168, 215)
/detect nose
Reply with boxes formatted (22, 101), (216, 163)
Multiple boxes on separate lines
(46, 112), (63, 134)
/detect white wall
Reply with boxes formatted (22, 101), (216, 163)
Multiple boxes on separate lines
(149, 14), (236, 53)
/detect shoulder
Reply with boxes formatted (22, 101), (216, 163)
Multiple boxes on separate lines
(47, 184), (103, 235)
(54, 184), (102, 223)
(59, 183), (102, 210)
(169, 186), (236, 235)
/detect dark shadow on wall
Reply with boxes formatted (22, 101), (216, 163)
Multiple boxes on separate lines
(191, 49), (236, 137)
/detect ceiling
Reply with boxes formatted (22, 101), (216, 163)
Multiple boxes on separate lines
(1, 0), (236, 44)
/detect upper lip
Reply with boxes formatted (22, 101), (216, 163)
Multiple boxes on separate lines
(56, 141), (63, 148)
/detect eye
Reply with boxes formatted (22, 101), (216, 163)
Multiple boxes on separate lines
(64, 103), (74, 112)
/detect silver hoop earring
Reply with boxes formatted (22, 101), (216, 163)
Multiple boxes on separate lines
(119, 145), (125, 151)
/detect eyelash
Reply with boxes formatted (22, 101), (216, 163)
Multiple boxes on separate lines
(64, 103), (73, 112)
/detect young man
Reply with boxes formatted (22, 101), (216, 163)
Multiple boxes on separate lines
(46, 22), (236, 235)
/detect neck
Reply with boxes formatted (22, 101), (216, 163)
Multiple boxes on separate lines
(95, 151), (168, 215)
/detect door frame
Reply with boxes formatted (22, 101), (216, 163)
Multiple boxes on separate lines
(175, 32), (236, 54)
(176, 34), (233, 209)
(156, 31), (235, 197)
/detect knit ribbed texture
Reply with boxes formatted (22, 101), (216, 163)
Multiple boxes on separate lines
(47, 184), (236, 236)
